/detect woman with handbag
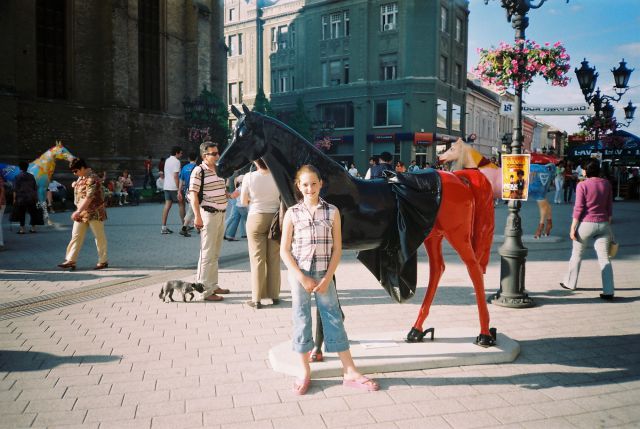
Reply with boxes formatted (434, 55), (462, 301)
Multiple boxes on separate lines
(560, 159), (615, 300)
(240, 159), (281, 309)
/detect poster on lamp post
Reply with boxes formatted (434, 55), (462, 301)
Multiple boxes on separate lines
(501, 154), (531, 201)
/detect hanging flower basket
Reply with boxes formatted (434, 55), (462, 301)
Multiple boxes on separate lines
(578, 116), (618, 137)
(474, 39), (571, 94)
(314, 136), (332, 152)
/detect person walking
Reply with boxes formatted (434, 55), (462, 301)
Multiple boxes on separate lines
(563, 160), (576, 203)
(369, 152), (394, 179)
(143, 155), (155, 190)
(560, 159), (615, 300)
(178, 152), (197, 237)
(189, 142), (230, 302)
(12, 161), (39, 234)
(554, 160), (565, 204)
(161, 146), (182, 234)
(224, 174), (247, 241)
(280, 164), (379, 395)
(240, 159), (281, 309)
(57, 158), (108, 270)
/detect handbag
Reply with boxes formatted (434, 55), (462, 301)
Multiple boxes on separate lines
(268, 200), (285, 242)
(609, 233), (619, 258)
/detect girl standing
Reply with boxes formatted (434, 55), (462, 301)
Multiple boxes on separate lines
(280, 164), (379, 395)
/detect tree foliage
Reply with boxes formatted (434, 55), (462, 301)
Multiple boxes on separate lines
(252, 88), (275, 116)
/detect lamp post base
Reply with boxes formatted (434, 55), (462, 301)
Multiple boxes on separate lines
(492, 200), (535, 309)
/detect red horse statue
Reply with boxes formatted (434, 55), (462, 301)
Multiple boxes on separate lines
(217, 106), (496, 347)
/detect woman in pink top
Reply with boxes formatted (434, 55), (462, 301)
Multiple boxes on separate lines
(560, 159), (615, 299)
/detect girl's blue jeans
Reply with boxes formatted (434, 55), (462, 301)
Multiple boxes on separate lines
(289, 269), (349, 354)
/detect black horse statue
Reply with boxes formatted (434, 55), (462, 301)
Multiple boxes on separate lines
(217, 105), (496, 346)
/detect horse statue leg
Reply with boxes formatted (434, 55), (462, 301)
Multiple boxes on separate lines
(37, 184), (52, 226)
(407, 233), (444, 342)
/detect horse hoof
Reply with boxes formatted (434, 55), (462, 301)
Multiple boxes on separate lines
(406, 327), (435, 343)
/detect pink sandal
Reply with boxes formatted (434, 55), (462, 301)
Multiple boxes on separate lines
(293, 377), (311, 395)
(343, 376), (380, 391)
(308, 350), (323, 363)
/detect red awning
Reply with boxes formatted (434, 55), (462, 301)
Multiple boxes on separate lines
(530, 152), (560, 164)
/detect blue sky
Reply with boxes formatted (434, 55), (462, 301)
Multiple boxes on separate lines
(467, 0), (640, 136)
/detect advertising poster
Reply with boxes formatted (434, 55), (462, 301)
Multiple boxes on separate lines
(501, 154), (531, 201)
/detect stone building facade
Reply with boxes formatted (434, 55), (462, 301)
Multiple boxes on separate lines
(466, 76), (514, 158)
(0, 0), (225, 179)
(224, 0), (469, 172)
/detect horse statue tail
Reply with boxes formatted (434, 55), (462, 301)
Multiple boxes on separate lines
(453, 169), (495, 273)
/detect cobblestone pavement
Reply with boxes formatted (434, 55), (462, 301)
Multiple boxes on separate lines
(1, 199), (639, 428)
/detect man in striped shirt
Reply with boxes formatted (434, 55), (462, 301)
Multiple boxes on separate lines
(189, 142), (230, 302)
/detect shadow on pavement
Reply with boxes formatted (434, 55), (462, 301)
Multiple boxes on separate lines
(0, 350), (121, 372)
(0, 270), (146, 282)
(377, 333), (640, 390)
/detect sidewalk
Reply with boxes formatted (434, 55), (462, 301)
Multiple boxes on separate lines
(1, 199), (639, 428)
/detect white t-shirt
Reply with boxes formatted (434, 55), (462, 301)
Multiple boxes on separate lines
(163, 155), (181, 190)
(240, 170), (280, 214)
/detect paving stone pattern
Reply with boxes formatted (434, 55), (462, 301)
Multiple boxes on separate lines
(1, 199), (639, 428)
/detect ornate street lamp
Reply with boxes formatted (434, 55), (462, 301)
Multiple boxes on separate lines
(575, 58), (634, 145)
(484, 0), (564, 308)
(620, 101), (637, 128)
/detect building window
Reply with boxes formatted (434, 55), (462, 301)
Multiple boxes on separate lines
(322, 62), (328, 86)
(36, 0), (67, 99)
(344, 61), (350, 84)
(380, 3), (398, 32)
(279, 70), (289, 93)
(322, 15), (328, 40)
(270, 27), (277, 51)
(228, 82), (243, 104)
(330, 13), (341, 38)
(437, 99), (448, 129)
(228, 7), (236, 22)
(290, 23), (296, 48)
(319, 102), (354, 128)
(454, 63), (462, 88)
(278, 26), (288, 50)
(344, 11), (350, 36)
(374, 99), (402, 127)
(138, 0), (161, 110)
(441, 6), (448, 33)
(455, 17), (463, 42)
(381, 55), (397, 80)
(228, 34), (240, 56)
(440, 55), (448, 82)
(452, 104), (461, 131)
(322, 11), (349, 39)
(330, 60), (341, 86)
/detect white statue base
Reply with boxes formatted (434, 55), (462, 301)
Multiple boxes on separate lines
(269, 328), (520, 378)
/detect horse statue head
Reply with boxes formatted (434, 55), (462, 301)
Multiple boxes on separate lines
(49, 140), (76, 164)
(440, 139), (497, 171)
(217, 105), (267, 178)
(439, 139), (473, 170)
